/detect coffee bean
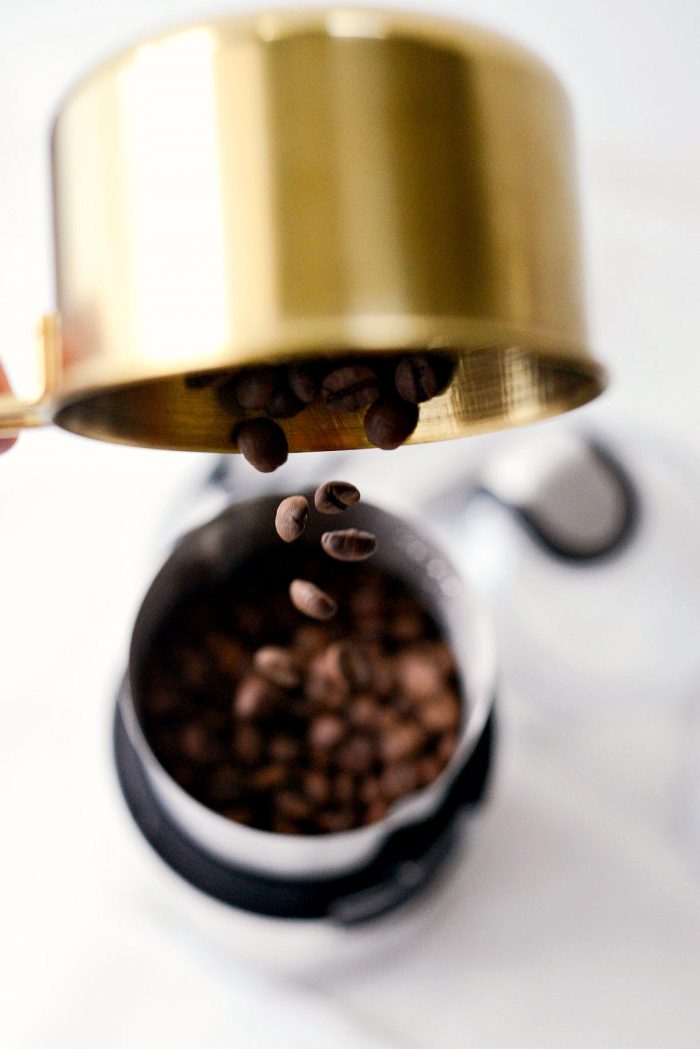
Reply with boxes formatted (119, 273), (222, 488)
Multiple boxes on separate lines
(222, 804), (255, 825)
(380, 762), (419, 800)
(289, 579), (337, 620)
(232, 674), (283, 719)
(253, 645), (301, 688)
(268, 734), (302, 763)
(336, 735), (375, 775)
(314, 480), (361, 515)
(249, 764), (287, 791)
(145, 682), (180, 717)
(207, 633), (247, 676)
(316, 809), (357, 833)
(363, 799), (390, 825)
(287, 361), (323, 404)
(359, 776), (382, 805)
(321, 364), (380, 412)
(233, 366), (278, 411)
(180, 648), (208, 690)
(395, 648), (445, 701)
(178, 724), (212, 764)
(417, 691), (461, 734)
(275, 495), (309, 543)
(323, 641), (373, 692)
(333, 772), (355, 805)
(293, 624), (334, 657)
(266, 382), (305, 419)
(305, 653), (347, 705)
(437, 730), (459, 766)
(394, 353), (454, 404)
(415, 755), (444, 787)
(233, 724), (263, 765)
(321, 529), (377, 562)
(275, 790), (313, 821)
(308, 713), (345, 749)
(349, 693), (378, 729)
(391, 610), (426, 643)
(363, 396), (419, 450)
(380, 721), (425, 763)
(206, 766), (243, 803)
(272, 817), (302, 835)
(303, 769), (332, 807)
(233, 417), (288, 472)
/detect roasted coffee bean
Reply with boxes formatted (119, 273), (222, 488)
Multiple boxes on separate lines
(206, 766), (243, 803)
(233, 366), (278, 411)
(222, 804), (255, 825)
(391, 610), (426, 643)
(266, 382), (305, 419)
(268, 734), (302, 764)
(233, 724), (263, 765)
(349, 693), (378, 729)
(253, 645), (301, 689)
(272, 817), (302, 835)
(308, 713), (345, 749)
(333, 772), (355, 806)
(417, 691), (461, 734)
(292, 623), (334, 657)
(358, 776), (382, 806)
(363, 395), (419, 450)
(287, 360), (323, 404)
(380, 721), (426, 763)
(316, 808), (357, 833)
(363, 799), (390, 825)
(303, 769), (332, 807)
(305, 654), (346, 706)
(233, 417), (288, 472)
(178, 723), (213, 764)
(248, 763), (286, 791)
(180, 648), (208, 690)
(233, 674), (283, 719)
(275, 496), (309, 543)
(145, 682), (179, 717)
(314, 480), (361, 515)
(416, 755), (444, 787)
(321, 529), (377, 562)
(395, 648), (445, 701)
(324, 641), (373, 692)
(207, 633), (247, 676)
(335, 735), (375, 775)
(437, 731), (459, 765)
(289, 579), (337, 621)
(275, 790), (313, 821)
(321, 364), (380, 412)
(394, 353), (454, 404)
(380, 762), (419, 800)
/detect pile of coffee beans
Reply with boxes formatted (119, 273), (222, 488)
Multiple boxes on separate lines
(141, 551), (462, 834)
(186, 352), (456, 471)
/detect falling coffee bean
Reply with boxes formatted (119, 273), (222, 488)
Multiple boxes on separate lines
(363, 396), (419, 450)
(314, 480), (361, 515)
(253, 645), (301, 688)
(321, 528), (377, 562)
(289, 579), (338, 621)
(233, 417), (288, 472)
(321, 364), (380, 412)
(275, 495), (309, 543)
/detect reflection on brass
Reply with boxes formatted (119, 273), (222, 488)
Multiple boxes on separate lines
(0, 8), (605, 451)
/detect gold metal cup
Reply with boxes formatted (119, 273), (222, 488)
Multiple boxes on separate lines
(0, 8), (605, 452)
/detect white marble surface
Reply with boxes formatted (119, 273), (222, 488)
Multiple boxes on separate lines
(1, 1), (700, 1047)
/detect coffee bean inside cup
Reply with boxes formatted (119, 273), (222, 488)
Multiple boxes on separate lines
(141, 552), (462, 835)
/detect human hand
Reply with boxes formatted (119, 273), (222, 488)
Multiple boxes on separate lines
(0, 363), (17, 453)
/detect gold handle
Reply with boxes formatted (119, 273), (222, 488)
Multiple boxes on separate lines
(0, 314), (60, 433)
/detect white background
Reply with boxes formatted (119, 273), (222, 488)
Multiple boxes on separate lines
(1, 2), (700, 1047)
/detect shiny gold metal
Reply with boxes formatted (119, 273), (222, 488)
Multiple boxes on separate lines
(0, 7), (605, 452)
